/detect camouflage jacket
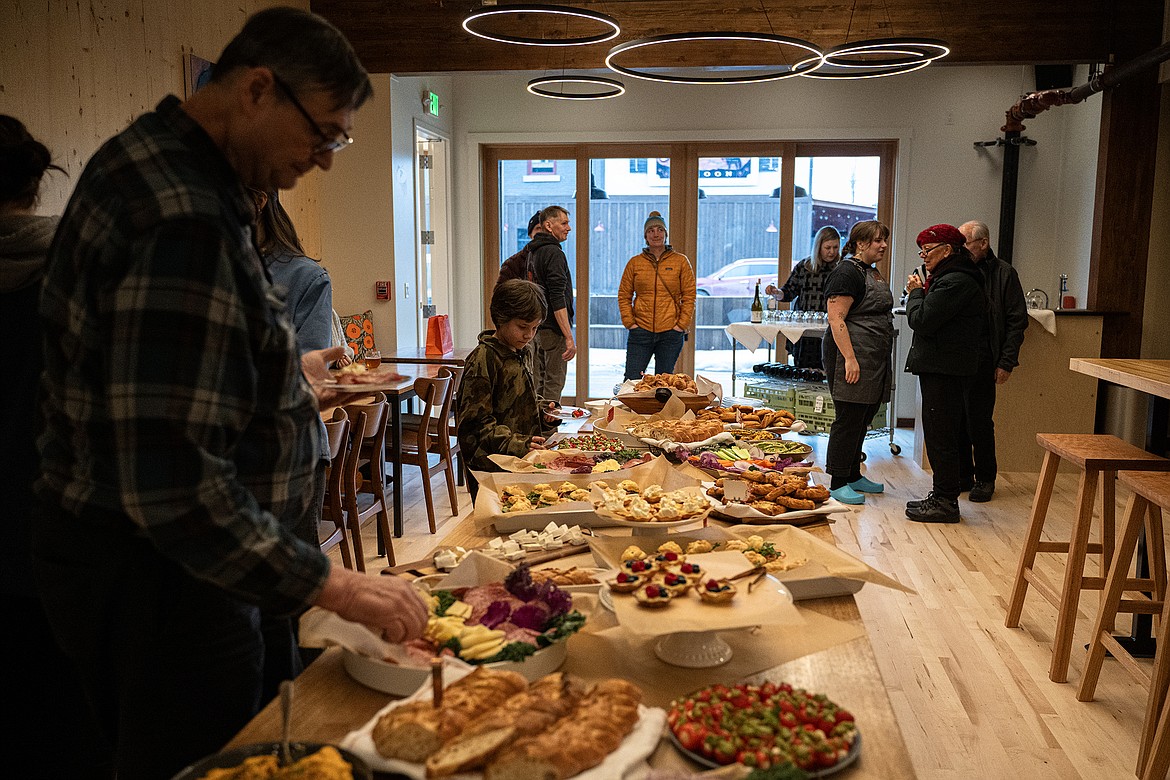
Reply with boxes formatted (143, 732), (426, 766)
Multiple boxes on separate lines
(456, 330), (558, 473)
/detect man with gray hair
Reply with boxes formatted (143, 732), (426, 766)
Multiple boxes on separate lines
(957, 220), (1027, 502)
(35, 8), (426, 776)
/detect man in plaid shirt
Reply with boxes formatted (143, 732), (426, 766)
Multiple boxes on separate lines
(33, 9), (426, 778)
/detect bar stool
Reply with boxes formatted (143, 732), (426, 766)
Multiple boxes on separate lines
(1075, 470), (1169, 778)
(1004, 433), (1170, 683)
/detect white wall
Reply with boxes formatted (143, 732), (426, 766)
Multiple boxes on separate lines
(323, 73), (453, 354)
(388, 74), (454, 350)
(322, 73), (397, 350)
(446, 64), (1102, 413)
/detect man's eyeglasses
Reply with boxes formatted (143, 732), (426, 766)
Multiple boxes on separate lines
(271, 73), (353, 155)
(918, 243), (945, 258)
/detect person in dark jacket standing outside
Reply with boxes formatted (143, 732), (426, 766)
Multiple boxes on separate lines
(957, 220), (1027, 502)
(904, 224), (990, 523)
(494, 210), (542, 293)
(527, 205), (577, 401)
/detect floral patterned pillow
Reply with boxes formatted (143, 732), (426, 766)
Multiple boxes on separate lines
(337, 310), (376, 360)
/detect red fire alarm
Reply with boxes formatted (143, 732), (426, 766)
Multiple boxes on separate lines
(375, 281), (389, 300)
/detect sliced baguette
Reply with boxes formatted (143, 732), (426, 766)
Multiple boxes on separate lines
(425, 726), (516, 778)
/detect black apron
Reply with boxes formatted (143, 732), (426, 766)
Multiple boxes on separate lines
(822, 259), (894, 404)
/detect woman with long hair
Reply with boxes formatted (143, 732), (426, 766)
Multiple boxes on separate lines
(1, 114), (112, 775)
(765, 225), (842, 368)
(821, 220), (895, 504)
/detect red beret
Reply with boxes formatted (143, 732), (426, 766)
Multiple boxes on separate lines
(916, 224), (966, 247)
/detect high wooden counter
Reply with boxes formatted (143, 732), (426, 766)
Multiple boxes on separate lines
(225, 521), (916, 778)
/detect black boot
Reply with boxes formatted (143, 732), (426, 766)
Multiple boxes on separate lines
(968, 480), (995, 503)
(906, 494), (961, 523)
(906, 491), (936, 509)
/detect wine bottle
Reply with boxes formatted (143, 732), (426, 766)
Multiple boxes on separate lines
(751, 278), (763, 323)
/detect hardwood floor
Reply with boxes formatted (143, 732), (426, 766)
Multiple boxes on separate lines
(330, 430), (1160, 780)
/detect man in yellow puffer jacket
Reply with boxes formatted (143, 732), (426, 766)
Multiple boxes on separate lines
(617, 210), (696, 381)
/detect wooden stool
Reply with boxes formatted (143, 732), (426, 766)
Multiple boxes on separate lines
(1076, 471), (1170, 778)
(1004, 433), (1170, 683)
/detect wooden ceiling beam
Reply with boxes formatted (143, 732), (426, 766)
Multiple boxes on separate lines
(311, 0), (1159, 74)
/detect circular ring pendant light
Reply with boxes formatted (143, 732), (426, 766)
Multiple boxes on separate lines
(797, 47), (935, 80)
(823, 37), (949, 69)
(605, 32), (823, 85)
(527, 75), (626, 100)
(462, 4), (621, 47)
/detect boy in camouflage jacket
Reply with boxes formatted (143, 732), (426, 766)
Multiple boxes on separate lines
(457, 279), (560, 501)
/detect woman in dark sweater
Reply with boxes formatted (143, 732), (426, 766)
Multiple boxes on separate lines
(904, 224), (990, 523)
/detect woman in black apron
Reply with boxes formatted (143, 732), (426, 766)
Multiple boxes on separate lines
(821, 221), (895, 504)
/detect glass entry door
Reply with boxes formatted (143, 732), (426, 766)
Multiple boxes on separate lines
(483, 142), (894, 403)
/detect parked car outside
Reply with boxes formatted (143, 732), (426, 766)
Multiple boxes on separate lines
(695, 257), (781, 296)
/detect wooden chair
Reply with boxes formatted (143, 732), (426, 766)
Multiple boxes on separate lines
(1074, 470), (1170, 778)
(386, 374), (457, 534)
(403, 365), (465, 487)
(340, 397), (394, 569)
(1004, 433), (1170, 682)
(319, 408), (353, 569)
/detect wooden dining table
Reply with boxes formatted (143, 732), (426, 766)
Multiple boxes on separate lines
(224, 517), (917, 778)
(329, 362), (446, 539)
(382, 345), (473, 366)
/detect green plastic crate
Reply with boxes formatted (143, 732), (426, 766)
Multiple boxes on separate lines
(743, 382), (796, 410)
(795, 386), (835, 418)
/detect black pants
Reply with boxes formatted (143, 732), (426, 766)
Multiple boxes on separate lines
(919, 372), (976, 501)
(826, 399), (880, 489)
(957, 359), (998, 484)
(33, 504), (297, 780)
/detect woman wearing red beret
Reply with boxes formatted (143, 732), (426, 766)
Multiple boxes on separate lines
(904, 224), (990, 523)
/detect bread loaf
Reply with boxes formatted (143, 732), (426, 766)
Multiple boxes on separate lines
(372, 667), (527, 763)
(425, 672), (586, 777)
(484, 679), (642, 780)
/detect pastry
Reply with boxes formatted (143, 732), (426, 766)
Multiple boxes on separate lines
(633, 583), (674, 607)
(697, 578), (737, 604)
(608, 571), (647, 593)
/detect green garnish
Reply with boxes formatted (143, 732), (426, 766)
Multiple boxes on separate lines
(432, 589), (457, 617)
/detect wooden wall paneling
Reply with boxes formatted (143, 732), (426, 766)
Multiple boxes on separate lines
(1, 0), (319, 249)
(481, 146), (501, 329)
(1088, 1), (1164, 358)
(777, 142), (796, 283)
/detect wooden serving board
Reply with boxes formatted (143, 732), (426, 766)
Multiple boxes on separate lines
(381, 542), (591, 578)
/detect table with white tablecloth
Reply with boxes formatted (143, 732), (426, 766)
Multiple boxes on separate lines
(723, 321), (829, 395)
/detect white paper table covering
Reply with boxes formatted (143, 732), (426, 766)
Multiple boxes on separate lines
(723, 321), (828, 351)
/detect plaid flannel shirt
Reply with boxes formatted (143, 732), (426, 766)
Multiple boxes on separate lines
(37, 96), (327, 612)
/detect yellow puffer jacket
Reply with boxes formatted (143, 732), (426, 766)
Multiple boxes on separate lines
(618, 248), (696, 332)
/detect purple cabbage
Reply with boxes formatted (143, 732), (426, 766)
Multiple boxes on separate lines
(698, 451), (721, 469)
(511, 603), (550, 631)
(480, 600), (512, 629)
(505, 563), (572, 620)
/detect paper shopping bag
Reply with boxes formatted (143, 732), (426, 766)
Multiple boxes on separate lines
(425, 314), (454, 356)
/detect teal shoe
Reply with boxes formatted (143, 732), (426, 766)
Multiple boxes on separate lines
(830, 485), (866, 505)
(849, 476), (885, 494)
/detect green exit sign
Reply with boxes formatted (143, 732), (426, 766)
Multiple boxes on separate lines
(425, 91), (440, 116)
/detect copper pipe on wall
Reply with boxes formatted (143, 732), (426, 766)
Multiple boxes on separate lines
(992, 39), (1170, 259)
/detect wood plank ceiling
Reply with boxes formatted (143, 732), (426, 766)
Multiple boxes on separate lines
(311, 1), (1159, 74)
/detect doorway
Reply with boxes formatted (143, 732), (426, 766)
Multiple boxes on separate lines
(415, 123), (452, 348)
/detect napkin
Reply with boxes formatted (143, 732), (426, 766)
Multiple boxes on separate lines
(1028, 308), (1057, 335)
